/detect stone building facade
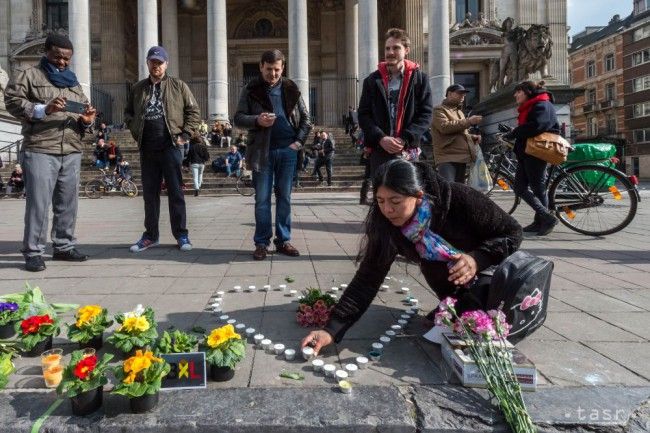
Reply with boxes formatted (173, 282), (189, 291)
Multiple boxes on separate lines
(0, 0), (569, 128)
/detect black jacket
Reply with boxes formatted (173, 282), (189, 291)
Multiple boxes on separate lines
(509, 95), (560, 156)
(325, 165), (523, 342)
(358, 68), (433, 150)
(233, 77), (312, 172)
(186, 142), (210, 165)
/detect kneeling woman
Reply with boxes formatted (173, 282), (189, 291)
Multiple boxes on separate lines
(301, 160), (522, 353)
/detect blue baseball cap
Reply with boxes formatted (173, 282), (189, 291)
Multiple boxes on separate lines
(146, 46), (169, 62)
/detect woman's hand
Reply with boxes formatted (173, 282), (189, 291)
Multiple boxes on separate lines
(448, 253), (477, 286)
(300, 329), (333, 356)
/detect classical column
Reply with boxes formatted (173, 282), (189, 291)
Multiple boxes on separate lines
(288, 0), (310, 109)
(9, 0), (31, 44)
(358, 0), (378, 95)
(345, 0), (358, 106)
(100, 0), (125, 82)
(161, 0), (179, 77)
(403, 0), (424, 66)
(547, 0), (569, 84)
(207, 0), (228, 121)
(138, 0), (158, 80)
(68, 0), (91, 98)
(428, 0), (450, 104)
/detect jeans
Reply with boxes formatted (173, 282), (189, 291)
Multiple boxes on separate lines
(252, 146), (297, 247)
(313, 155), (334, 185)
(140, 146), (188, 240)
(436, 162), (467, 183)
(225, 163), (240, 178)
(514, 153), (549, 214)
(191, 163), (204, 189)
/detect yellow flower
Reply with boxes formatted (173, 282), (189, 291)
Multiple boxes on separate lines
(75, 305), (103, 328)
(207, 324), (241, 348)
(122, 350), (162, 384)
(119, 316), (150, 333)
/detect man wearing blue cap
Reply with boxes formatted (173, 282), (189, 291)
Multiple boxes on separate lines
(124, 46), (201, 252)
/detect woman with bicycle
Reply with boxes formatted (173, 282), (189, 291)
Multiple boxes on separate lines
(504, 80), (560, 236)
(300, 159), (522, 352)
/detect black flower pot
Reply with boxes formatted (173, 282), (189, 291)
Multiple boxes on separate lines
(79, 335), (103, 351)
(0, 322), (15, 339)
(129, 392), (159, 413)
(70, 387), (103, 416)
(210, 365), (234, 382)
(24, 335), (53, 357)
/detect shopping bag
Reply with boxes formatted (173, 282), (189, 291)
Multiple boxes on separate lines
(468, 147), (491, 193)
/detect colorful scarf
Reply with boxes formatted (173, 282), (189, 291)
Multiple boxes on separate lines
(400, 196), (459, 262)
(39, 56), (80, 89)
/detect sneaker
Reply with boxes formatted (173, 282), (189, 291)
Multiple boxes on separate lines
(177, 235), (193, 251)
(25, 255), (46, 272)
(130, 237), (159, 253)
(536, 212), (558, 236)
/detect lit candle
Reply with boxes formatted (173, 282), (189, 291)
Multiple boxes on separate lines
(43, 365), (63, 388)
(40, 349), (63, 371)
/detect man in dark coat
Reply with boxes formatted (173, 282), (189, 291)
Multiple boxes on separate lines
(358, 28), (434, 175)
(234, 49), (312, 261)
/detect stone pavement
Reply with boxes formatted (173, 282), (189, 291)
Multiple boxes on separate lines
(0, 192), (648, 432)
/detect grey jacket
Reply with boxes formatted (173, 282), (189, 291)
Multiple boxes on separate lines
(124, 75), (201, 146)
(4, 64), (92, 155)
(234, 77), (312, 172)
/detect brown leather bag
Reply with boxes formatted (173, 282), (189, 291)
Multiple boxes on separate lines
(525, 132), (571, 165)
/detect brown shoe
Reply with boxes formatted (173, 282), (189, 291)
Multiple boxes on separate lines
(276, 242), (300, 257)
(253, 245), (268, 261)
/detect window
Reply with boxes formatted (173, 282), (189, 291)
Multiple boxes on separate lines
(632, 49), (650, 66)
(587, 88), (597, 103)
(633, 75), (650, 92)
(46, 0), (68, 31)
(633, 25), (650, 41)
(604, 54), (615, 72)
(456, 0), (480, 23)
(633, 128), (650, 143)
(605, 83), (616, 101)
(587, 117), (598, 136)
(586, 60), (596, 77)
(632, 102), (650, 118)
(606, 116), (617, 135)
(634, 0), (650, 14)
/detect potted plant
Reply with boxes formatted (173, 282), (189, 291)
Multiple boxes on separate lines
(112, 349), (171, 413)
(15, 314), (59, 357)
(296, 288), (336, 328)
(107, 305), (158, 355)
(202, 324), (245, 382)
(0, 302), (20, 339)
(67, 305), (113, 350)
(56, 351), (114, 416)
(156, 329), (199, 353)
(1, 283), (77, 318)
(0, 340), (21, 390)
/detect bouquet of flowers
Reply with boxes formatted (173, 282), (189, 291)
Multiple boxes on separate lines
(15, 314), (59, 352)
(203, 324), (245, 369)
(107, 305), (158, 353)
(0, 283), (77, 318)
(156, 329), (199, 354)
(296, 288), (336, 328)
(0, 302), (20, 327)
(112, 349), (170, 398)
(67, 305), (113, 345)
(0, 340), (20, 390)
(56, 350), (114, 397)
(435, 297), (536, 433)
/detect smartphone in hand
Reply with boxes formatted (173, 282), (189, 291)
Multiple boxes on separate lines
(64, 100), (87, 114)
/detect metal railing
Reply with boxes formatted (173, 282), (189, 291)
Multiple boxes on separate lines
(0, 139), (22, 165)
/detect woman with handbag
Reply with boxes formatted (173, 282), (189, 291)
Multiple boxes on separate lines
(504, 80), (561, 236)
(299, 159), (522, 353)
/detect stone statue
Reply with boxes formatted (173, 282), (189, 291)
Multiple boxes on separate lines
(489, 18), (553, 92)
(0, 66), (8, 92)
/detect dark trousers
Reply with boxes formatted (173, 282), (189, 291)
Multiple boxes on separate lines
(514, 153), (549, 214)
(313, 155), (333, 184)
(140, 146), (188, 240)
(369, 147), (399, 178)
(436, 162), (467, 184)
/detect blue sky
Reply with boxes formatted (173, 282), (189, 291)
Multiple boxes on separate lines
(567, 0), (633, 36)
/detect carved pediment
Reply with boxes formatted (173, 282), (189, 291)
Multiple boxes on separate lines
(10, 38), (47, 58)
(450, 27), (504, 46)
(232, 1), (288, 39)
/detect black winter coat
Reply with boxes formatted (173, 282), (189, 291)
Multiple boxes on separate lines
(509, 96), (560, 156)
(358, 68), (433, 150)
(324, 165), (523, 342)
(186, 142), (210, 165)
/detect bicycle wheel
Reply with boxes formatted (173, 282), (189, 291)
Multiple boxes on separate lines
(236, 174), (255, 196)
(549, 165), (637, 236)
(121, 180), (139, 197)
(84, 179), (105, 199)
(486, 171), (520, 214)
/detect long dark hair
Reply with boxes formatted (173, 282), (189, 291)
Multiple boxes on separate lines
(357, 160), (436, 266)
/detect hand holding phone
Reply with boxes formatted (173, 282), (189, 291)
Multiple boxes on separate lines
(64, 100), (87, 114)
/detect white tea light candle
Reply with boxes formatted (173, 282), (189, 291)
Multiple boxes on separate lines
(335, 370), (348, 381)
(233, 286), (242, 292)
(371, 342), (384, 353)
(261, 339), (272, 351)
(284, 349), (296, 361)
(311, 359), (324, 372)
(301, 346), (314, 360)
(379, 336), (391, 345)
(400, 287), (410, 294)
(323, 364), (336, 377)
(344, 363), (358, 377)
(355, 356), (369, 368)
(274, 343), (285, 355)
(254, 334), (265, 347)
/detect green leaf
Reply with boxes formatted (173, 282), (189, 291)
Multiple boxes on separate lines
(285, 276), (295, 283)
(280, 372), (304, 380)
(191, 326), (206, 334)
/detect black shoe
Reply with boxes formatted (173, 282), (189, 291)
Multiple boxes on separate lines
(537, 212), (558, 236)
(52, 249), (88, 262)
(25, 256), (46, 272)
(194, 189), (199, 197)
(522, 214), (541, 232)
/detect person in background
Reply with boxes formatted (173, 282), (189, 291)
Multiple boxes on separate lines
(224, 144), (243, 178)
(186, 133), (211, 196)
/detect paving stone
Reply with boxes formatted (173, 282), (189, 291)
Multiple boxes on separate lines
(594, 288), (650, 312)
(543, 312), (642, 342)
(594, 312), (650, 340)
(586, 342), (650, 380)
(551, 289), (644, 312)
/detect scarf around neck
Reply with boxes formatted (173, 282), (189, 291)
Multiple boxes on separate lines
(517, 92), (550, 125)
(377, 59), (419, 137)
(39, 56), (80, 89)
(400, 196), (459, 262)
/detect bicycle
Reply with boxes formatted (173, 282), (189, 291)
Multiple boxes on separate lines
(84, 168), (138, 199)
(235, 170), (254, 196)
(485, 125), (640, 236)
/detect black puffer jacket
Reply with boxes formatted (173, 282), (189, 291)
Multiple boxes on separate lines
(508, 92), (560, 156)
(325, 164), (523, 342)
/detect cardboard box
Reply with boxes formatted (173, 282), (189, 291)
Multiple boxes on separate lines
(441, 333), (537, 391)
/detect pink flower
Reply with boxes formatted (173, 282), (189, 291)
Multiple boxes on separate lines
(488, 309), (511, 338)
(299, 304), (312, 313)
(438, 297), (457, 312)
(314, 300), (326, 309)
(434, 310), (452, 327)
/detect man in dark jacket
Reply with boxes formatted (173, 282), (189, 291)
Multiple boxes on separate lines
(124, 45), (201, 253)
(313, 131), (336, 186)
(234, 49), (312, 261)
(4, 34), (96, 272)
(358, 28), (433, 175)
